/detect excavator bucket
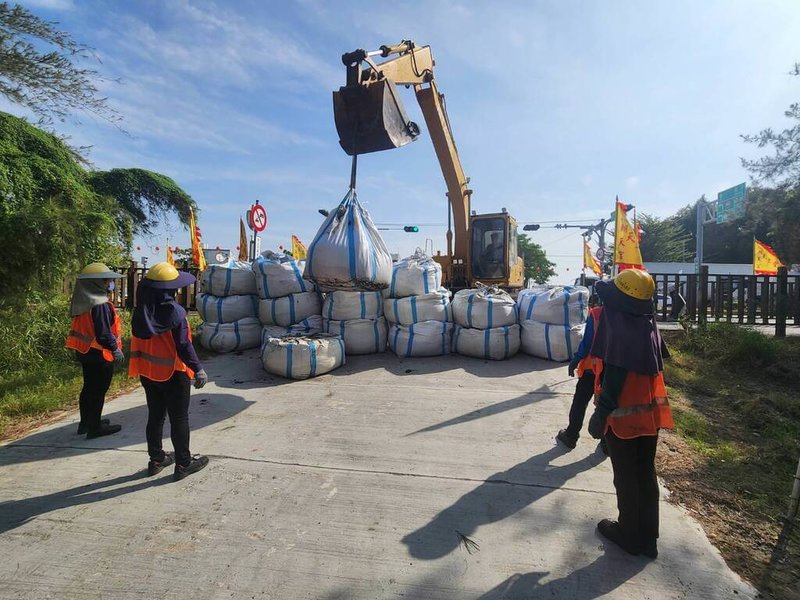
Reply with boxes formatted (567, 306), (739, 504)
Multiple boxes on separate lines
(333, 79), (420, 155)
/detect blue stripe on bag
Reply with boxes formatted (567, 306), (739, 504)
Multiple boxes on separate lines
(234, 320), (241, 349)
(526, 292), (537, 320)
(545, 323), (552, 360)
(289, 295), (296, 325)
(563, 289), (570, 327)
(406, 324), (414, 357)
(564, 324), (573, 359)
(309, 342), (317, 377)
(271, 299), (277, 325)
(257, 261), (271, 298)
(290, 260), (306, 292)
(390, 265), (398, 297)
(347, 205), (357, 279)
(467, 294), (475, 327)
(217, 297), (223, 324)
(484, 328), (491, 359)
(358, 207), (379, 280)
(327, 293), (335, 320)
(360, 293), (367, 319)
(454, 325), (461, 352)
(202, 294), (210, 322)
(441, 321), (447, 354)
(373, 319), (380, 353)
(251, 295), (258, 317)
(422, 269), (429, 294)
(392, 325), (400, 355)
(487, 297), (493, 329)
(210, 322), (220, 350)
(286, 344), (293, 378)
(224, 267), (232, 296)
(411, 296), (418, 323)
(338, 338), (345, 364)
(503, 325), (510, 359)
(393, 299), (399, 323)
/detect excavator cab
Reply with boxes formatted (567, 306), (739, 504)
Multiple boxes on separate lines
(470, 212), (525, 288)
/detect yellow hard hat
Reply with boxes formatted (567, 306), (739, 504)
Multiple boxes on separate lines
(142, 261), (196, 289)
(614, 269), (655, 300)
(77, 262), (122, 279)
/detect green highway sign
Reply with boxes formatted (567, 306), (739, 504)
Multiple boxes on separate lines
(716, 183), (746, 224)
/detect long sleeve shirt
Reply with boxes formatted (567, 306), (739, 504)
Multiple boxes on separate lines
(572, 312), (595, 362)
(171, 319), (203, 374)
(595, 364), (627, 419)
(76, 304), (118, 364)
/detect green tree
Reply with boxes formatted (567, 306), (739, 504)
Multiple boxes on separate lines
(518, 233), (556, 284)
(637, 213), (692, 262)
(0, 2), (119, 125)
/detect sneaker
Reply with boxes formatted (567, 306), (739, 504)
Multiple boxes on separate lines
(77, 418), (110, 435)
(597, 519), (640, 555)
(174, 455), (209, 481)
(147, 453), (175, 476)
(86, 423), (122, 439)
(556, 429), (578, 450)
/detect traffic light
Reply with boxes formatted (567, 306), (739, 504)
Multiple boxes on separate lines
(404, 226), (419, 233)
(523, 224), (540, 231)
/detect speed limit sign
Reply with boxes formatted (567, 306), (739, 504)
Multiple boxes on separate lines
(251, 203), (267, 232)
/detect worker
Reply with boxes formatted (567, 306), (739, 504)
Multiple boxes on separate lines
(586, 269), (673, 559)
(65, 262), (125, 439)
(129, 262), (209, 481)
(556, 293), (604, 451)
(481, 232), (504, 278)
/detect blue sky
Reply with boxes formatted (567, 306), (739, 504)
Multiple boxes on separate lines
(10, 0), (800, 283)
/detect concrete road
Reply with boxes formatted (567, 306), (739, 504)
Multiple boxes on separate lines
(0, 351), (757, 599)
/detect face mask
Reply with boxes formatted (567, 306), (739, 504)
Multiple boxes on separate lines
(107, 281), (115, 292)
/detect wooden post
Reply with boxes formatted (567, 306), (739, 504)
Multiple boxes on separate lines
(761, 276), (770, 325)
(747, 276), (757, 324)
(737, 276), (745, 324)
(699, 265), (709, 328)
(776, 266), (788, 338)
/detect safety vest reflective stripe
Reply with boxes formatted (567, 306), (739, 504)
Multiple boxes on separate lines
(129, 350), (176, 366)
(128, 322), (194, 382)
(609, 396), (670, 418)
(68, 329), (93, 344)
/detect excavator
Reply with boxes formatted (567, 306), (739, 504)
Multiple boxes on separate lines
(333, 40), (525, 290)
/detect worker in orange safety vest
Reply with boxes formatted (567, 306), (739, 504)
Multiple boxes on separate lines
(65, 262), (125, 438)
(587, 269), (674, 559)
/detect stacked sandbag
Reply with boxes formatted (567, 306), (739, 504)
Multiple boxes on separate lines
(198, 261), (261, 352)
(452, 287), (519, 360)
(384, 250), (454, 357)
(322, 291), (387, 355)
(517, 286), (589, 362)
(261, 333), (345, 380)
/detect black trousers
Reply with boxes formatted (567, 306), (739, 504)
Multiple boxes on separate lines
(142, 372), (192, 466)
(605, 430), (660, 550)
(79, 360), (114, 431)
(564, 371), (596, 439)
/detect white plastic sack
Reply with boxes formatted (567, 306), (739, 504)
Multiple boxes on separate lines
(304, 189), (393, 291)
(197, 293), (258, 324)
(388, 321), (454, 357)
(520, 319), (584, 362)
(384, 291), (452, 325)
(261, 334), (345, 380)
(199, 317), (261, 353)
(388, 249), (443, 298)
(258, 292), (322, 327)
(252, 251), (315, 299)
(261, 316), (324, 343)
(452, 287), (518, 329)
(323, 291), (384, 321)
(323, 317), (387, 355)
(517, 286), (589, 326)
(453, 324), (520, 361)
(200, 261), (257, 297)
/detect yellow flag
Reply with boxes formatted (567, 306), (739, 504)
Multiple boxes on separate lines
(753, 239), (783, 275)
(583, 239), (602, 276)
(613, 200), (644, 271)
(291, 235), (307, 260)
(189, 208), (207, 271)
(239, 218), (249, 261)
(166, 241), (176, 267)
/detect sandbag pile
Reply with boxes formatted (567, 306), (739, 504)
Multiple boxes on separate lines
(261, 333), (345, 380)
(322, 291), (387, 355)
(517, 286), (588, 362)
(452, 286), (520, 360)
(384, 250), (454, 358)
(198, 261), (261, 352)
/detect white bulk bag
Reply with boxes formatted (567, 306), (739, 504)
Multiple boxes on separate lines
(261, 315), (324, 343)
(197, 293), (258, 324)
(304, 189), (392, 292)
(388, 321), (454, 358)
(517, 286), (589, 326)
(252, 251), (315, 299)
(520, 320), (584, 362)
(199, 317), (261, 353)
(258, 292), (322, 327)
(388, 249), (443, 298)
(384, 291), (452, 325)
(323, 290), (384, 321)
(200, 261), (257, 297)
(323, 317), (387, 355)
(452, 287), (518, 329)
(453, 324), (520, 361)
(261, 334), (345, 380)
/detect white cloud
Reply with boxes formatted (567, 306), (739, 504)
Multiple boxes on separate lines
(20, 0), (74, 10)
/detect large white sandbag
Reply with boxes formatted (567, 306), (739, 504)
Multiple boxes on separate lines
(323, 291), (384, 321)
(252, 251), (315, 299)
(197, 293), (258, 324)
(452, 287), (518, 329)
(384, 291), (452, 325)
(323, 317), (387, 355)
(200, 261), (257, 297)
(258, 292), (322, 327)
(517, 286), (589, 326)
(261, 334), (345, 380)
(261, 316), (324, 343)
(388, 321), (454, 357)
(199, 317), (261, 353)
(520, 319), (584, 362)
(388, 249), (443, 298)
(304, 189), (392, 292)
(453, 324), (520, 361)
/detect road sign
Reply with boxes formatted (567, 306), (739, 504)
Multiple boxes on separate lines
(246, 209), (254, 231)
(596, 248), (605, 261)
(251, 204), (267, 232)
(716, 183), (746, 224)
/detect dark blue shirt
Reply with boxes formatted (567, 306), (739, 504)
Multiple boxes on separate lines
(76, 303), (118, 364)
(572, 312), (595, 362)
(171, 319), (203, 374)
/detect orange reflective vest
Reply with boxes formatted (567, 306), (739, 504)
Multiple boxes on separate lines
(65, 303), (122, 362)
(576, 306), (603, 379)
(129, 323), (195, 382)
(604, 371), (674, 439)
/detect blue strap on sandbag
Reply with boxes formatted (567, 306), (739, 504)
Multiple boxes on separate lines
(467, 293), (475, 327)
(309, 342), (317, 377)
(483, 328), (491, 359)
(406, 323), (415, 357)
(217, 296), (224, 324)
(487, 297), (493, 329)
(503, 325), (510, 359)
(373, 318), (380, 353)
(224, 267), (233, 297)
(289, 295), (296, 325)
(290, 260), (306, 293)
(360, 293), (367, 319)
(286, 343), (293, 378)
(545, 323), (552, 360)
(525, 291), (538, 320)
(234, 320), (241, 350)
(411, 296), (418, 323)
(441, 321), (447, 355)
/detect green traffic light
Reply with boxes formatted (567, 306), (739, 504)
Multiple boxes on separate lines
(404, 226), (419, 233)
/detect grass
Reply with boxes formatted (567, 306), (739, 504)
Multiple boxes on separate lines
(659, 323), (800, 598)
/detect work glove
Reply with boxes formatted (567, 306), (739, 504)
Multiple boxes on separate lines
(194, 369), (208, 389)
(568, 358), (579, 378)
(587, 410), (605, 440)
(113, 349), (125, 364)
